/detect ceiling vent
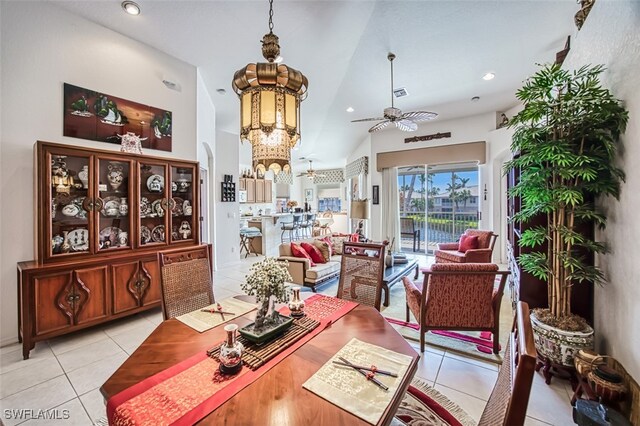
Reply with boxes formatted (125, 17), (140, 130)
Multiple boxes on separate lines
(393, 87), (408, 98)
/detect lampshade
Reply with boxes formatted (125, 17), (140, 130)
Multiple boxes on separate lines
(350, 199), (369, 220)
(232, 0), (308, 175)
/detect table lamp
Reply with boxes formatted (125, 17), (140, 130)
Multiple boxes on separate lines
(350, 199), (369, 239)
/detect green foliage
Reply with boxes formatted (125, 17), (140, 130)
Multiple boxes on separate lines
(506, 63), (628, 319)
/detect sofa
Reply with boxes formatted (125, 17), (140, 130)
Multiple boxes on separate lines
(277, 234), (355, 291)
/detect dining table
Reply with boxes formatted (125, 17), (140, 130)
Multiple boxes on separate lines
(101, 295), (419, 425)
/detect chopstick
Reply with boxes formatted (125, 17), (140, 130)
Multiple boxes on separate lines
(217, 303), (225, 321)
(332, 361), (398, 377)
(338, 356), (388, 391)
(200, 309), (236, 315)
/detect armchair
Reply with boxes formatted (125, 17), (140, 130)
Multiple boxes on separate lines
(402, 262), (509, 354)
(434, 229), (497, 263)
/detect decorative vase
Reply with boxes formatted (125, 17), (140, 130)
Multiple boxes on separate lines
(288, 286), (305, 318)
(385, 251), (394, 268)
(179, 221), (191, 239)
(530, 311), (594, 367)
(119, 198), (128, 216)
(78, 165), (89, 189)
(118, 231), (128, 247)
(183, 200), (192, 216)
(52, 234), (64, 254)
(219, 324), (243, 375)
(107, 162), (124, 192)
(61, 231), (71, 254)
(118, 131), (145, 155)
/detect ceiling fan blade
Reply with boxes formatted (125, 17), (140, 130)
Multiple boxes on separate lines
(368, 120), (391, 133)
(395, 119), (418, 132)
(401, 111), (438, 122)
(351, 117), (385, 123)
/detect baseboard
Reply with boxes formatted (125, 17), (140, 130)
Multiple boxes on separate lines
(0, 335), (20, 348)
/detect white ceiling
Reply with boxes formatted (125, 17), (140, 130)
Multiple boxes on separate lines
(50, 1), (578, 169)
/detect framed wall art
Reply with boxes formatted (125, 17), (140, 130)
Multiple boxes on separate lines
(63, 83), (173, 152)
(372, 185), (380, 205)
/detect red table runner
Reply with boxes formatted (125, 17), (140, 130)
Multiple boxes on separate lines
(107, 295), (357, 426)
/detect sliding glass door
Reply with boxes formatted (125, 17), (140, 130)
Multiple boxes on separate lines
(398, 163), (480, 255)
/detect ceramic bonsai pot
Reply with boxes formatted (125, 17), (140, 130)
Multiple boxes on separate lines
(238, 314), (294, 345)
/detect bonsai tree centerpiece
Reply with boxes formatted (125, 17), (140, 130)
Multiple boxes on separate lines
(240, 257), (294, 343)
(506, 64), (628, 366)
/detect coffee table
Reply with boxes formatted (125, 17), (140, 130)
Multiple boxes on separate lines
(382, 258), (420, 307)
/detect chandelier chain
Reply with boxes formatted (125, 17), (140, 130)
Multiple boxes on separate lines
(268, 0), (274, 33)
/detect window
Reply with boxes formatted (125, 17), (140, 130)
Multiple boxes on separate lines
(317, 185), (342, 212)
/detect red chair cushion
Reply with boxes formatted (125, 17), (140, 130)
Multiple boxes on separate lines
(291, 243), (316, 266)
(301, 242), (326, 264)
(458, 235), (479, 253)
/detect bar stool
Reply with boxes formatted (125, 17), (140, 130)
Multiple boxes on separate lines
(281, 214), (302, 242)
(240, 227), (262, 258)
(299, 213), (315, 239)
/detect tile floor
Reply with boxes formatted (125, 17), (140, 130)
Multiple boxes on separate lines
(0, 255), (575, 425)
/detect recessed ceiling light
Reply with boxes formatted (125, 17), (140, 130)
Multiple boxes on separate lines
(346, 107), (354, 113)
(274, 55), (284, 63)
(122, 1), (140, 15)
(216, 88), (227, 95)
(471, 96), (480, 102)
(482, 72), (495, 81)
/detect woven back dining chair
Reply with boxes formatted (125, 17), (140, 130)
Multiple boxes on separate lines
(158, 244), (214, 320)
(337, 242), (385, 310)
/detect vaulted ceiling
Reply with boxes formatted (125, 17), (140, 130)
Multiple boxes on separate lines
(51, 1), (578, 169)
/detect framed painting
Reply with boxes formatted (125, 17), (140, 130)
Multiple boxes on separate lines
(63, 83), (172, 152)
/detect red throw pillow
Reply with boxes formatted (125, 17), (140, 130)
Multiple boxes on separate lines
(291, 243), (316, 266)
(301, 242), (326, 264)
(458, 235), (479, 253)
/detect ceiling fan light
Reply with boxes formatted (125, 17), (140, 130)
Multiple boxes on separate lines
(121, 1), (140, 15)
(482, 72), (495, 81)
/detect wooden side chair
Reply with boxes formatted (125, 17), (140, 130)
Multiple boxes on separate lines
(400, 217), (421, 252)
(158, 244), (214, 320)
(395, 302), (537, 426)
(337, 242), (385, 310)
(402, 262), (509, 353)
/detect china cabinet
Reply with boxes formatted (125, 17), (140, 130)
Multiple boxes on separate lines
(18, 141), (207, 359)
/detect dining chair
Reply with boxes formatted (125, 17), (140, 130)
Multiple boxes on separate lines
(395, 302), (536, 426)
(337, 242), (386, 310)
(400, 217), (420, 252)
(158, 244), (214, 320)
(319, 211), (334, 235)
(402, 262), (509, 353)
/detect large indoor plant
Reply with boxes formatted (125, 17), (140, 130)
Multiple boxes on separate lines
(506, 63), (628, 366)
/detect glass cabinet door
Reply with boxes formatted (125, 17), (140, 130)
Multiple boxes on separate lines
(139, 162), (169, 247)
(49, 153), (93, 259)
(96, 157), (134, 252)
(169, 165), (196, 243)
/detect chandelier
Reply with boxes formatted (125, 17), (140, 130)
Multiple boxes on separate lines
(232, 0), (308, 175)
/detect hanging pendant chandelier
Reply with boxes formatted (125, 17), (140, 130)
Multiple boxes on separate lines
(232, 0), (308, 175)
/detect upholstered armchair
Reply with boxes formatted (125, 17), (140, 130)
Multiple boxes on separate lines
(434, 229), (497, 263)
(402, 263), (509, 353)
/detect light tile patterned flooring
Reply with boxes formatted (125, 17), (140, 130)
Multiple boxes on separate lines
(0, 255), (575, 425)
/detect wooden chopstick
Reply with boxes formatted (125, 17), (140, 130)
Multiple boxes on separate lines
(332, 361), (398, 377)
(337, 356), (389, 391)
(200, 309), (236, 315)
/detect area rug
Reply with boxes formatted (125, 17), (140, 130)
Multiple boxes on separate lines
(380, 278), (512, 365)
(394, 378), (476, 426)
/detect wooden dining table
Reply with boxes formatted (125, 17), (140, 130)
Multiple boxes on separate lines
(101, 296), (419, 425)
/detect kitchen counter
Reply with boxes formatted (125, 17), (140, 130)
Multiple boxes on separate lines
(243, 214), (303, 257)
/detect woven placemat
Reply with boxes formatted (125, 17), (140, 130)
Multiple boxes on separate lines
(207, 316), (320, 370)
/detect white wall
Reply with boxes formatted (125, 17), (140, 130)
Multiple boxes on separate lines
(197, 70), (216, 255)
(214, 130), (240, 268)
(366, 112), (510, 251)
(0, 2), (197, 346)
(562, 0), (640, 379)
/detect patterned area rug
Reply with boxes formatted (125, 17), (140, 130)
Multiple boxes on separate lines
(380, 277), (512, 365)
(393, 378), (476, 426)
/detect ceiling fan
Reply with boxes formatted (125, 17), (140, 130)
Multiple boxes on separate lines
(351, 53), (438, 133)
(296, 160), (326, 179)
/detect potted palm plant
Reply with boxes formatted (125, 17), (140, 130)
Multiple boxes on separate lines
(506, 64), (628, 366)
